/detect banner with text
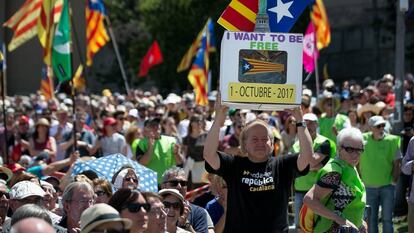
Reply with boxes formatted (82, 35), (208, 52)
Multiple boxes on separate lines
(220, 31), (303, 110)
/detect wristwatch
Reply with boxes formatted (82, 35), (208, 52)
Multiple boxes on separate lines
(180, 220), (192, 231)
(296, 121), (307, 128)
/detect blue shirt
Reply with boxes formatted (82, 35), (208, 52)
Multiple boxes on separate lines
(205, 198), (224, 225)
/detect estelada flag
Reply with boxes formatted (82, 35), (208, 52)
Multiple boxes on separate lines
(138, 41), (163, 77)
(218, 0), (312, 32)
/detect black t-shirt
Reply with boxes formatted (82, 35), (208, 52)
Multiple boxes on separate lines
(205, 152), (308, 233)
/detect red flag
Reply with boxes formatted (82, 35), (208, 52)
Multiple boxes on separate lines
(138, 41), (163, 77)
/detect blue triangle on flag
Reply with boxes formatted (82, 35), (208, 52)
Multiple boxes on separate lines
(241, 59), (253, 74)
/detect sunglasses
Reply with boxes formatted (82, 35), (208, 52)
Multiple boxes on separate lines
(375, 124), (386, 129)
(163, 201), (181, 210)
(124, 177), (138, 183)
(0, 191), (9, 199)
(95, 191), (107, 197)
(342, 146), (364, 154)
(164, 180), (187, 187)
(124, 203), (151, 213)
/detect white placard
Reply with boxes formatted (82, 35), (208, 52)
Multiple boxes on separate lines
(220, 31), (303, 110)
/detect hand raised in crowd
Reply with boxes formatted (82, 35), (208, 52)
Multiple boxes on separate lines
(173, 143), (181, 156)
(214, 91), (229, 124)
(69, 150), (80, 164)
(284, 106), (303, 122)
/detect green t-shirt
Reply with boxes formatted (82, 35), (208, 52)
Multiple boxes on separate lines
(318, 114), (349, 142)
(131, 135), (177, 183)
(359, 133), (401, 187)
(293, 134), (337, 191)
(314, 158), (366, 232)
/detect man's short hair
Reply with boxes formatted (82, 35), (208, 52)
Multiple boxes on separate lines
(11, 204), (52, 227)
(161, 167), (186, 183)
(61, 181), (94, 214)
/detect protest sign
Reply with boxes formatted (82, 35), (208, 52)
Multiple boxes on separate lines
(220, 31), (303, 110)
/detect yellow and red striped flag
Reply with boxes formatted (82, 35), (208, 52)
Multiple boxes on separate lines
(177, 18), (216, 73)
(217, 0), (258, 32)
(40, 65), (55, 100)
(86, 0), (110, 66)
(311, 0), (331, 50)
(3, 0), (62, 52)
(3, 0), (43, 51)
(38, 0), (63, 65)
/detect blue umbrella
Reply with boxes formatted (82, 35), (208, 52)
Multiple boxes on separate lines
(72, 153), (158, 192)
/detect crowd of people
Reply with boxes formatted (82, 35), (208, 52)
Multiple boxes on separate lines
(0, 73), (413, 233)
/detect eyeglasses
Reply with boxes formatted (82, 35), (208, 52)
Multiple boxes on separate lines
(71, 198), (95, 206)
(95, 191), (107, 197)
(375, 124), (386, 129)
(163, 201), (181, 210)
(164, 180), (187, 187)
(0, 191), (9, 199)
(123, 203), (151, 213)
(124, 177), (138, 183)
(342, 146), (364, 154)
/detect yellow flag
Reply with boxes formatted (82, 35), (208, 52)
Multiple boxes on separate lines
(73, 65), (86, 92)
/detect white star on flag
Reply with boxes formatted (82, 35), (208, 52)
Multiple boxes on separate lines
(244, 64), (250, 70)
(149, 55), (154, 64)
(268, 0), (294, 23)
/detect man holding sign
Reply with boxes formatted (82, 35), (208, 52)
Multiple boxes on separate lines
(203, 93), (317, 232)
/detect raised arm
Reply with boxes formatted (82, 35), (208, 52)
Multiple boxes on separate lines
(203, 92), (228, 170)
(286, 107), (315, 171)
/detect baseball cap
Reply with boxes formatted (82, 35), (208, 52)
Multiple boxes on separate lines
(368, 116), (387, 127)
(10, 181), (46, 200)
(128, 109), (138, 118)
(103, 117), (117, 126)
(303, 113), (318, 122)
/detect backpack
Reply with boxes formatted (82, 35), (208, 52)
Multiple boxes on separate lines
(299, 160), (343, 233)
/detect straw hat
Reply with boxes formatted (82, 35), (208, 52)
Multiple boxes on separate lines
(317, 91), (340, 112)
(36, 118), (50, 127)
(0, 166), (13, 182)
(357, 103), (383, 118)
(80, 203), (132, 233)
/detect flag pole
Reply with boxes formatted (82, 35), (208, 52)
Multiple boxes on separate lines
(312, 21), (320, 99)
(104, 15), (131, 96)
(67, 0), (77, 151)
(0, 65), (8, 164)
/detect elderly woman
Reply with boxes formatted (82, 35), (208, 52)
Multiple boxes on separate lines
(159, 189), (192, 233)
(203, 92), (315, 232)
(108, 188), (149, 233)
(111, 166), (139, 191)
(303, 127), (366, 232)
